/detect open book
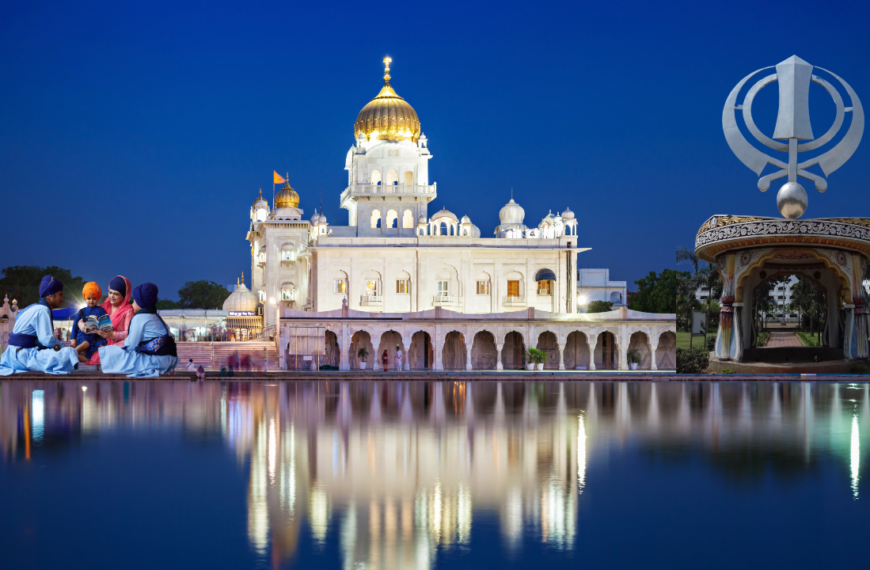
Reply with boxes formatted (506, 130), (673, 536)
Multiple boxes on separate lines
(84, 314), (113, 333)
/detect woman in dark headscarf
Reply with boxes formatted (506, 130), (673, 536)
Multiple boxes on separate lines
(82, 276), (134, 365)
(99, 282), (178, 377)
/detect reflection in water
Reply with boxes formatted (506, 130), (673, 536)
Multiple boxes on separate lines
(1, 381), (868, 568)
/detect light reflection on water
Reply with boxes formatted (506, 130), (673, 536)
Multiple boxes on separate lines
(1, 380), (868, 569)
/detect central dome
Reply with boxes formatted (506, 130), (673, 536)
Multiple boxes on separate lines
(275, 178), (300, 209)
(354, 57), (421, 143)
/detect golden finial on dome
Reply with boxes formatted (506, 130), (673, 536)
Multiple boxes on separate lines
(274, 175), (300, 209)
(383, 56), (392, 84)
(241, 271), (244, 285)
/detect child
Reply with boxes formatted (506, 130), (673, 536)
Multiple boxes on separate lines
(71, 282), (108, 363)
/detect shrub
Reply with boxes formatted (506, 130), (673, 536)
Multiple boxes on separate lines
(526, 348), (546, 364)
(721, 368), (736, 374)
(706, 335), (716, 352)
(357, 347), (369, 361)
(755, 332), (771, 347)
(677, 347), (709, 374)
(626, 349), (641, 364)
(849, 363), (869, 374)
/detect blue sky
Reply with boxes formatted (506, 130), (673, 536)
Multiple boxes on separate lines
(1, 0), (868, 299)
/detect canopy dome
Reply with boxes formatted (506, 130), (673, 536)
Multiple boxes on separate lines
(223, 274), (259, 313)
(354, 57), (421, 143)
(252, 189), (269, 210)
(499, 199), (525, 225)
(275, 177), (300, 209)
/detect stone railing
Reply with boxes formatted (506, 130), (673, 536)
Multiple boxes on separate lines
(360, 295), (383, 306)
(433, 294), (459, 306)
(503, 296), (527, 307)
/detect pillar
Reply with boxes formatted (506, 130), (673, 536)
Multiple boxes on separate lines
(465, 338), (473, 371)
(618, 330), (628, 371)
(402, 334), (413, 371)
(649, 336), (659, 371)
(433, 333), (443, 371)
(558, 337), (566, 370)
(339, 330), (351, 371)
(588, 334), (598, 371)
(496, 343), (504, 371)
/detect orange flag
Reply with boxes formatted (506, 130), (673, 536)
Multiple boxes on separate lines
(273, 171), (285, 184)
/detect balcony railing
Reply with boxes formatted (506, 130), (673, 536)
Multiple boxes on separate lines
(503, 296), (527, 307)
(360, 295), (383, 306)
(256, 256), (266, 268)
(537, 289), (552, 296)
(433, 294), (459, 306)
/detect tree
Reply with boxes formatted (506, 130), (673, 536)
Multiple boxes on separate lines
(629, 269), (681, 313)
(586, 300), (614, 313)
(177, 281), (231, 309)
(156, 299), (180, 310)
(0, 265), (86, 308)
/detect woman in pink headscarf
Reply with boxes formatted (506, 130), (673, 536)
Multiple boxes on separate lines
(85, 276), (134, 365)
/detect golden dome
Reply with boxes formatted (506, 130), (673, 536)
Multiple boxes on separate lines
(275, 176), (300, 209)
(354, 57), (421, 143)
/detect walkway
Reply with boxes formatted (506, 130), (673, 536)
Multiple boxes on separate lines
(764, 331), (803, 348)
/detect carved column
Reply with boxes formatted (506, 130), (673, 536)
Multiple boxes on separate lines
(496, 343), (504, 371)
(558, 336), (566, 370)
(618, 329), (629, 371)
(649, 336), (659, 371)
(588, 333), (598, 371)
(339, 328), (351, 371)
(433, 330), (443, 371)
(402, 334), (413, 371)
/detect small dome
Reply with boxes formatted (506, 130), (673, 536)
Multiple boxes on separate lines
(275, 179), (300, 209)
(562, 207), (575, 221)
(354, 57), (421, 143)
(319, 212), (327, 223)
(499, 199), (525, 225)
(311, 209), (320, 223)
(461, 215), (471, 224)
(418, 215), (427, 225)
(223, 277), (259, 313)
(252, 189), (269, 210)
(431, 208), (458, 222)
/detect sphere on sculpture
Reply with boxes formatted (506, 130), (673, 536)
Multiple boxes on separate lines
(776, 181), (807, 219)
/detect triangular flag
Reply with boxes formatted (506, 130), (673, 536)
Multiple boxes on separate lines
(274, 171), (285, 184)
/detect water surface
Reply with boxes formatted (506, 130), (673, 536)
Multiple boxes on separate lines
(1, 380), (867, 569)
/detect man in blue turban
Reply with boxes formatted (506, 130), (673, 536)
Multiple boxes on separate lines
(99, 283), (178, 377)
(0, 275), (79, 375)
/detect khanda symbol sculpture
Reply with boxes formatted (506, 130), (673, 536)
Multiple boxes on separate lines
(723, 56), (864, 219)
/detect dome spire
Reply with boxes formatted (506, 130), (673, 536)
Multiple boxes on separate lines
(383, 56), (392, 85)
(241, 271), (244, 285)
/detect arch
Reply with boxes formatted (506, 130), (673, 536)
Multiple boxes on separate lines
(324, 330), (340, 368)
(502, 331), (526, 370)
(471, 331), (497, 370)
(594, 331), (620, 370)
(536, 331), (560, 370)
(442, 331), (467, 370)
(504, 270), (525, 299)
(386, 209), (398, 229)
(403, 210), (414, 229)
(440, 222), (448, 236)
(409, 331), (433, 370)
(376, 330), (405, 371)
(349, 330), (375, 370)
(386, 170), (399, 185)
(564, 331), (591, 370)
(734, 248), (851, 303)
(610, 291), (622, 304)
(371, 209), (382, 229)
(371, 170), (382, 185)
(279, 282), (296, 302)
(362, 270), (382, 298)
(628, 331), (652, 370)
(403, 170), (414, 186)
(656, 331), (677, 370)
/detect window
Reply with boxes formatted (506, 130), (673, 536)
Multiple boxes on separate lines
(396, 279), (410, 294)
(507, 280), (520, 297)
(476, 280), (490, 295)
(371, 210), (381, 229)
(333, 279), (347, 294)
(436, 280), (449, 299)
(537, 280), (552, 295)
(371, 170), (382, 185)
(366, 280), (380, 295)
(386, 209), (398, 228)
(404, 170), (414, 186)
(403, 210), (414, 229)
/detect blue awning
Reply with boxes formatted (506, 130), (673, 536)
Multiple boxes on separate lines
(535, 269), (557, 282)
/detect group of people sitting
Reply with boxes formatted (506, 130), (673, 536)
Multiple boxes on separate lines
(0, 274), (179, 378)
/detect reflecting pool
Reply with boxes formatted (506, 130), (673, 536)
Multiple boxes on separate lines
(1, 381), (868, 569)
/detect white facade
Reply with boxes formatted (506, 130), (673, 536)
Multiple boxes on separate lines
(576, 268), (627, 310)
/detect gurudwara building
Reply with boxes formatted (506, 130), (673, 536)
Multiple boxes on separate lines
(238, 58), (674, 371)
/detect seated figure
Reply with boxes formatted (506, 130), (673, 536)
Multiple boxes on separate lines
(0, 275), (79, 375)
(98, 283), (179, 377)
(70, 282), (108, 363)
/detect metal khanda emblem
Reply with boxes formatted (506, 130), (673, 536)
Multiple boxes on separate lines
(723, 56), (864, 219)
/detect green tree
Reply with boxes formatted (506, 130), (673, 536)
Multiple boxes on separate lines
(177, 280), (231, 309)
(156, 299), (180, 310)
(629, 269), (681, 313)
(0, 265), (86, 308)
(586, 300), (614, 313)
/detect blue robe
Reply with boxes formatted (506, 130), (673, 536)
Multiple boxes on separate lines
(0, 303), (79, 375)
(98, 313), (178, 377)
(72, 306), (108, 359)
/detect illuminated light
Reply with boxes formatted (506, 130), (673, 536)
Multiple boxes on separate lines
(269, 297), (276, 306)
(577, 295), (588, 305)
(851, 414), (860, 500)
(577, 414), (587, 494)
(82, 386), (87, 392)
(32, 390), (44, 444)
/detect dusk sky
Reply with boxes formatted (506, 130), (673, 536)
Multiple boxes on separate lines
(1, 0), (868, 300)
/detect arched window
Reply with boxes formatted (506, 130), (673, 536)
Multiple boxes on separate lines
(403, 170), (414, 186)
(371, 210), (382, 229)
(280, 282), (296, 302)
(371, 170), (382, 186)
(386, 170), (399, 186)
(440, 222), (448, 236)
(386, 209), (398, 228)
(403, 210), (414, 229)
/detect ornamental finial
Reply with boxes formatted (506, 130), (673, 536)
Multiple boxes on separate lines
(383, 56), (392, 84)
(241, 271), (245, 285)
